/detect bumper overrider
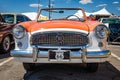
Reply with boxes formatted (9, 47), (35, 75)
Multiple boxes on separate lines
(11, 47), (111, 63)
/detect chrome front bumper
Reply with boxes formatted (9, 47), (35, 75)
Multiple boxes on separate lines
(11, 48), (111, 63)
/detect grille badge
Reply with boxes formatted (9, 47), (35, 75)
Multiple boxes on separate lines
(56, 33), (64, 45)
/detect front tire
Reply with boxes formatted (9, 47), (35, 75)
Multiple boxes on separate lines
(0, 36), (11, 53)
(23, 63), (36, 71)
(86, 63), (99, 72)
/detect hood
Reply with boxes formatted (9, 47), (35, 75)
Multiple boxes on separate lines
(31, 20), (90, 32)
(19, 20), (101, 33)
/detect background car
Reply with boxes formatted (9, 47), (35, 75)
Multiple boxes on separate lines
(0, 13), (31, 53)
(1, 13), (31, 24)
(99, 18), (120, 42)
(0, 14), (14, 53)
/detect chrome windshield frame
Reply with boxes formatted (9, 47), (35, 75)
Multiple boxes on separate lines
(36, 8), (87, 21)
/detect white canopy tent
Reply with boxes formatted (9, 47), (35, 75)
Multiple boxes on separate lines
(75, 8), (112, 20)
(22, 12), (37, 20)
(85, 8), (111, 16)
(22, 12), (48, 20)
(75, 8), (111, 16)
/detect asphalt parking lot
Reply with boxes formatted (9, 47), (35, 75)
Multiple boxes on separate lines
(0, 44), (120, 80)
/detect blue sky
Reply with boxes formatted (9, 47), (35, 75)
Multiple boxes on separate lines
(0, 0), (120, 15)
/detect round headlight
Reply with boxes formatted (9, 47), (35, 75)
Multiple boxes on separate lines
(94, 25), (109, 39)
(13, 25), (26, 39)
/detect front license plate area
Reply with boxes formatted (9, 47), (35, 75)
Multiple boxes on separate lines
(49, 50), (70, 61)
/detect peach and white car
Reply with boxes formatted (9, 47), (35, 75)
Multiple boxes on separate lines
(11, 8), (111, 72)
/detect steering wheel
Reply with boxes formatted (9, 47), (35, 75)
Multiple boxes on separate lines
(66, 15), (81, 21)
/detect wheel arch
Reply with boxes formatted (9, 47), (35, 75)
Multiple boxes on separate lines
(2, 33), (14, 43)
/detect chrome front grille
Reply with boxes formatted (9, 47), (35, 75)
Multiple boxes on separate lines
(31, 32), (89, 47)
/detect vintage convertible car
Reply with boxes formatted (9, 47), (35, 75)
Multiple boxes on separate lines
(11, 8), (111, 72)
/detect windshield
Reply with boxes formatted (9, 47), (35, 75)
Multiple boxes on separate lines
(37, 8), (86, 21)
(102, 18), (120, 24)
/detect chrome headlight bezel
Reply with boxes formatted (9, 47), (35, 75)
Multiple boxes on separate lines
(94, 24), (109, 39)
(13, 25), (26, 39)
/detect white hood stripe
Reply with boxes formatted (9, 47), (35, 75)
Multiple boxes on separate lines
(31, 28), (89, 34)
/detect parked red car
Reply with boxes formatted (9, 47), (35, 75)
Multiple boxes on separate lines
(0, 14), (14, 53)
(1, 13), (31, 24)
(0, 13), (31, 53)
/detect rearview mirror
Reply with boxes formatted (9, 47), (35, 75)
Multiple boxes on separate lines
(59, 11), (64, 13)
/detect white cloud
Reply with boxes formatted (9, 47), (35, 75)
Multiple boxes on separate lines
(96, 4), (107, 7)
(79, 0), (93, 4)
(29, 4), (43, 8)
(66, 0), (71, 3)
(117, 7), (120, 11)
(46, 4), (55, 8)
(112, 1), (119, 4)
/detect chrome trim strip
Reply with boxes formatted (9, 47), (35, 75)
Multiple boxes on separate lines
(11, 50), (111, 59)
(11, 50), (33, 57)
(31, 28), (89, 34)
(31, 45), (90, 49)
(14, 57), (109, 63)
(87, 50), (111, 57)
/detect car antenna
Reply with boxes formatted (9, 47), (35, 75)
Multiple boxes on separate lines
(37, 0), (40, 12)
(36, 0), (40, 21)
(48, 0), (54, 20)
(48, 0), (51, 19)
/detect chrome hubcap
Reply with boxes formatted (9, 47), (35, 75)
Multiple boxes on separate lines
(3, 36), (10, 51)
